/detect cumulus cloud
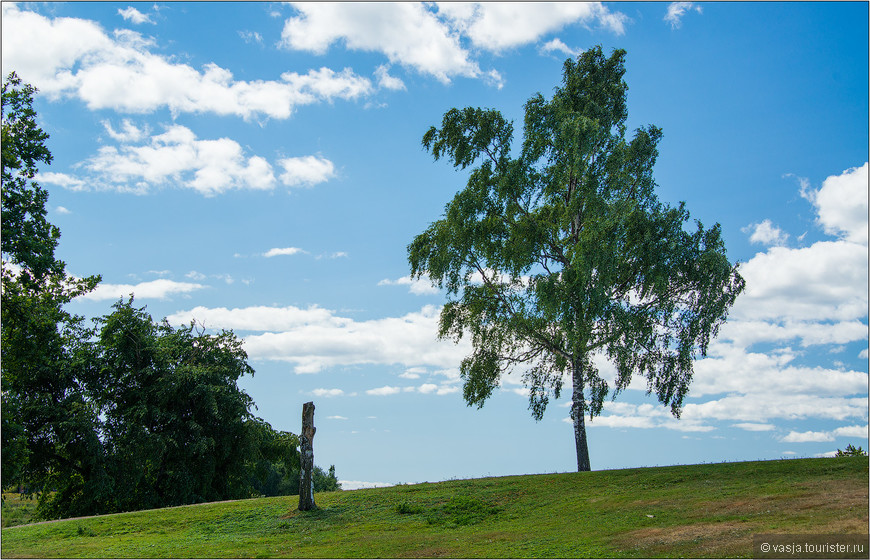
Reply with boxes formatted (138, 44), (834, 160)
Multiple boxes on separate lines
(779, 425), (867, 443)
(281, 3), (479, 84)
(167, 304), (470, 374)
(279, 2), (625, 85)
(1, 4), (373, 120)
(538, 38), (582, 58)
(378, 274), (440, 295)
(374, 64), (406, 91)
(168, 304), (345, 332)
(437, 3), (626, 52)
(38, 124), (336, 196)
(79, 279), (206, 301)
(733, 243), (867, 323)
(580, 402), (715, 432)
(278, 155), (336, 187)
(743, 219), (789, 246)
(801, 162), (868, 245)
(664, 2), (702, 29)
(781, 430), (834, 443)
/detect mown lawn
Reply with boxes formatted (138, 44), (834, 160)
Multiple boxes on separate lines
(2, 457), (867, 558)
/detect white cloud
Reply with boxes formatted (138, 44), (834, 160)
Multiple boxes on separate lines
(733, 241), (867, 322)
(582, 401), (716, 432)
(118, 6), (153, 25)
(378, 274), (440, 295)
(782, 430), (833, 443)
(779, 425), (868, 444)
(664, 2), (702, 29)
(79, 279), (206, 301)
(312, 388), (345, 398)
(801, 162), (868, 245)
(263, 247), (308, 258)
(327, 415), (348, 420)
(374, 64), (406, 91)
(692, 345), (867, 399)
(40, 125), (336, 196)
(538, 38), (582, 58)
(1, 4), (373, 120)
(437, 3), (626, 52)
(743, 219), (789, 246)
(281, 3), (482, 85)
(278, 155), (336, 187)
(418, 383), (439, 394)
(85, 125), (277, 195)
(102, 119), (148, 143)
(167, 304), (346, 332)
(732, 423), (776, 432)
(399, 368), (425, 380)
(168, 303), (470, 374)
(366, 385), (402, 396)
(55, 206), (72, 215)
(36, 172), (88, 192)
(715, 319), (868, 349)
(339, 480), (393, 490)
(279, 3), (625, 86)
(833, 424), (869, 438)
(239, 30), (264, 45)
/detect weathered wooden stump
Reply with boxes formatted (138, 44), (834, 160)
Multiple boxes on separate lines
(298, 401), (316, 511)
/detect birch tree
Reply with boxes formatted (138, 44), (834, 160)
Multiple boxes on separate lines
(408, 46), (744, 471)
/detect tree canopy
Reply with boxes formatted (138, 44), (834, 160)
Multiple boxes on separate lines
(409, 46), (744, 471)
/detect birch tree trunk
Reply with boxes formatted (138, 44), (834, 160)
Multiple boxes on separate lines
(571, 362), (591, 472)
(298, 401), (316, 511)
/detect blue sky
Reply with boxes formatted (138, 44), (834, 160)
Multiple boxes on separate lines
(3, 1), (868, 489)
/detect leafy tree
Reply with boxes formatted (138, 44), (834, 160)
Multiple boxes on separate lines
(313, 465), (341, 492)
(1, 72), (100, 497)
(85, 299), (263, 512)
(835, 444), (867, 457)
(409, 47), (744, 471)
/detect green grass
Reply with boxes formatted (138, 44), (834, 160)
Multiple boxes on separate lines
(2, 457), (867, 558)
(1, 493), (39, 528)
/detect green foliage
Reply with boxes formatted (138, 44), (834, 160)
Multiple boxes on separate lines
(1, 71), (101, 498)
(835, 444), (867, 457)
(410, 47), (744, 470)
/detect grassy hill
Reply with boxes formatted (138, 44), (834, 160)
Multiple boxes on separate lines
(2, 457), (867, 558)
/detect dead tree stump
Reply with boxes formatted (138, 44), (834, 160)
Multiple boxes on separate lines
(298, 401), (316, 511)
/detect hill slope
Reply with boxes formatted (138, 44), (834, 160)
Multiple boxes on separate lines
(2, 457), (867, 558)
